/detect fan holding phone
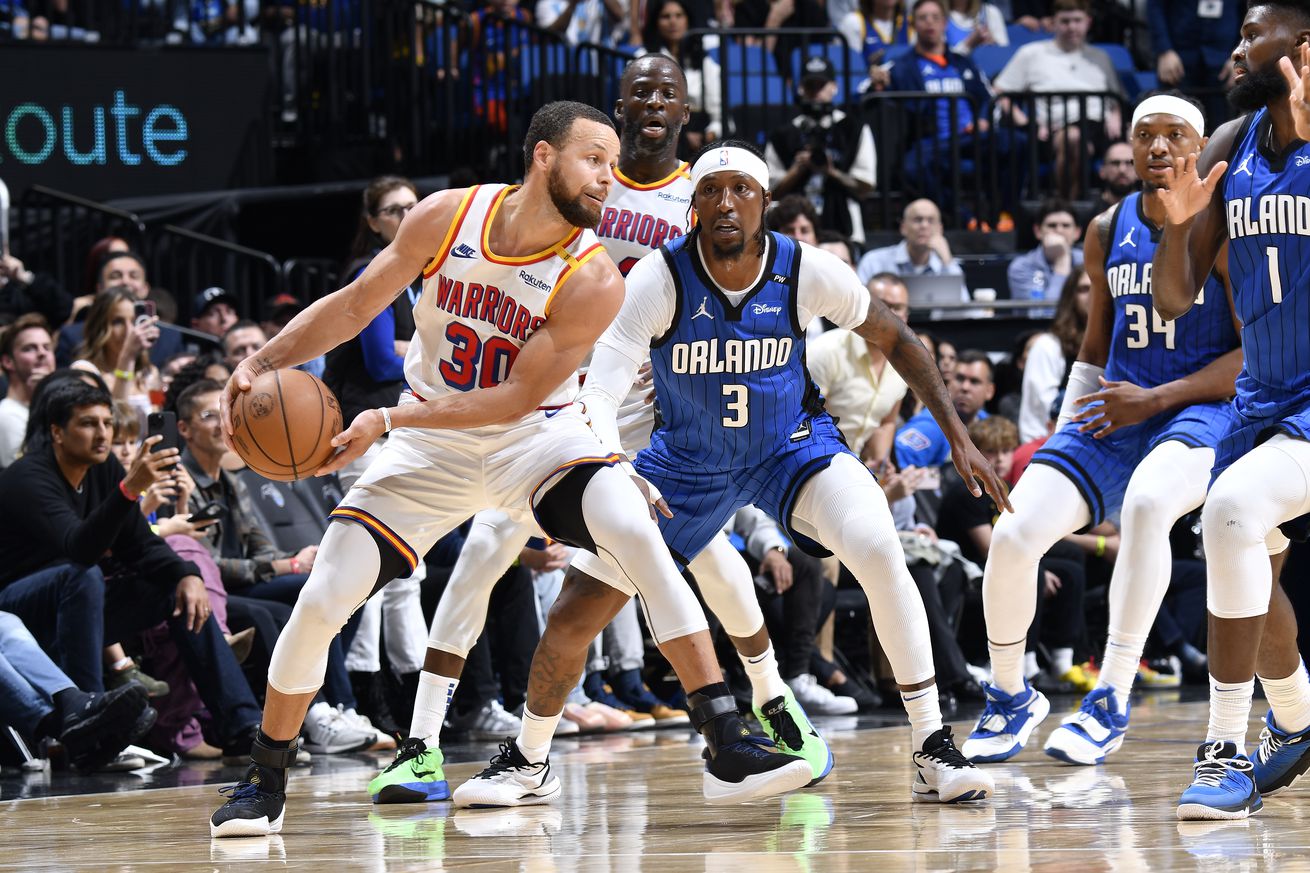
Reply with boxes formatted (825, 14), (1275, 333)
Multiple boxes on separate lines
(70, 287), (163, 415)
(110, 404), (223, 540)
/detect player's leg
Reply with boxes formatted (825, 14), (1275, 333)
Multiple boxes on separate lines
(369, 510), (535, 804)
(1179, 434), (1310, 820)
(961, 463), (1090, 762)
(688, 533), (836, 784)
(1250, 551), (1310, 796)
(1045, 440), (1212, 765)
(787, 453), (990, 802)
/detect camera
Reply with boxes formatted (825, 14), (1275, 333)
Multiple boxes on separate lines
(796, 102), (834, 169)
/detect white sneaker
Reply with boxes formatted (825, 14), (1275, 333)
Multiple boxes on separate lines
(913, 726), (994, 803)
(453, 741), (562, 808)
(786, 674), (858, 715)
(303, 701), (376, 754)
(464, 700), (524, 741)
(340, 706), (396, 751)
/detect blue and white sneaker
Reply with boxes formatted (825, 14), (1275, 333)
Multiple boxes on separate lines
(1043, 686), (1130, 765)
(1252, 710), (1310, 796)
(961, 682), (1050, 763)
(1177, 741), (1263, 821)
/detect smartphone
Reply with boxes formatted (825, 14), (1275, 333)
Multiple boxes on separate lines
(146, 411), (178, 456)
(133, 299), (156, 324)
(191, 501), (227, 523)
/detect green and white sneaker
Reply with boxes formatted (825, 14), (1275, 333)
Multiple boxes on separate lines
(754, 689), (834, 785)
(368, 738), (451, 803)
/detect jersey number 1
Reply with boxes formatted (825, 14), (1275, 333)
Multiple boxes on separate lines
(722, 384), (749, 428)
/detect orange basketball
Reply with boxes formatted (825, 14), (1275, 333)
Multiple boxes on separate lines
(230, 369), (343, 481)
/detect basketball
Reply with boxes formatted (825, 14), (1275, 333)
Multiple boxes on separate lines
(229, 368), (343, 481)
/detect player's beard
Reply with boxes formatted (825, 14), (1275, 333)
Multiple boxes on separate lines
(621, 118), (676, 160)
(547, 164), (603, 229)
(1229, 64), (1288, 113)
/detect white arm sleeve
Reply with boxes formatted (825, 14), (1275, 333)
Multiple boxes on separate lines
(577, 251), (674, 455)
(796, 243), (871, 330)
(1056, 360), (1106, 431)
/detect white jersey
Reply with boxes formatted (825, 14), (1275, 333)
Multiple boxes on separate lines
(591, 163), (693, 453)
(405, 184), (605, 430)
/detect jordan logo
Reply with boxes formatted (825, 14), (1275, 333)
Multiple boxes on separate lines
(1118, 227), (1136, 249)
(692, 296), (714, 320)
(1234, 153), (1254, 177)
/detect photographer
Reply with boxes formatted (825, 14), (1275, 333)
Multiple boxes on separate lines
(764, 56), (877, 241)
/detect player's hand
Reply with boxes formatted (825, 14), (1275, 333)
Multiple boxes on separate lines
(1159, 153), (1228, 226)
(1279, 42), (1310, 142)
(221, 359), (262, 450)
(173, 575), (211, 634)
(949, 438), (1013, 513)
(631, 474), (672, 521)
(316, 409), (385, 476)
(520, 542), (570, 572)
(760, 548), (793, 593)
(1071, 377), (1163, 438)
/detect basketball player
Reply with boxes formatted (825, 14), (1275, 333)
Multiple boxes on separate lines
(455, 139), (1008, 807)
(959, 94), (1245, 766)
(210, 102), (811, 838)
(1154, 4), (1310, 820)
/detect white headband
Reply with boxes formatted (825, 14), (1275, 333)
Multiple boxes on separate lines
(1131, 95), (1205, 139)
(690, 146), (770, 192)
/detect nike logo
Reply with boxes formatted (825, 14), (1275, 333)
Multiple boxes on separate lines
(411, 768), (437, 778)
(544, 409), (562, 418)
(451, 243), (478, 259)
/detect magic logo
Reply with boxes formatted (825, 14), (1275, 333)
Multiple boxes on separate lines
(1, 91), (189, 168)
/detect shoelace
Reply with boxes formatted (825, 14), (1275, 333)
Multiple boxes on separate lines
(977, 695), (1019, 734)
(765, 707), (805, 752)
(1257, 726), (1280, 764)
(1076, 690), (1117, 731)
(382, 738), (427, 774)
(727, 733), (781, 760)
(1192, 746), (1253, 788)
(924, 730), (971, 770)
(478, 740), (531, 777)
(218, 781), (262, 803)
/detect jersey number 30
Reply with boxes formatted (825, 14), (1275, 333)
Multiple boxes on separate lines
(439, 323), (519, 391)
(1124, 304), (1175, 350)
(722, 384), (749, 428)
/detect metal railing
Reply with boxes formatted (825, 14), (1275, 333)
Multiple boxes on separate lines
(149, 225), (284, 322)
(13, 187), (147, 295)
(282, 257), (342, 302)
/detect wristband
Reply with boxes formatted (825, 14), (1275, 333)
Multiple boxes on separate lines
(1095, 535), (1107, 558)
(119, 480), (139, 502)
(113, 368), (134, 381)
(379, 406), (393, 434)
(290, 557), (301, 575)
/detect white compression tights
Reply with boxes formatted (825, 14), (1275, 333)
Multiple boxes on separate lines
(1205, 433), (1310, 620)
(686, 532), (767, 640)
(788, 453), (934, 686)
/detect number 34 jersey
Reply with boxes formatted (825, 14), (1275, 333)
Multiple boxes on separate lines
(405, 184), (606, 428)
(1102, 191), (1237, 389)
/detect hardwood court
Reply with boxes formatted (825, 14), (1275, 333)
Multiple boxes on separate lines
(2, 697), (1307, 872)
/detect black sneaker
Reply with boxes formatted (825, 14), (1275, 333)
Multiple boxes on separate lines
(210, 763), (287, 837)
(702, 733), (812, 804)
(61, 683), (156, 773)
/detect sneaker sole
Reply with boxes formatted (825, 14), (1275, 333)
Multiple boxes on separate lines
(1177, 796), (1263, 821)
(1257, 747), (1310, 796)
(1043, 730), (1124, 766)
(211, 810), (285, 838)
(703, 759), (812, 805)
(964, 692), (1051, 764)
(372, 780), (451, 804)
(912, 785), (992, 803)
(455, 778), (562, 809)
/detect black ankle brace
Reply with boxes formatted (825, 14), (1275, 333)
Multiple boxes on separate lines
(687, 685), (746, 757)
(251, 732), (300, 771)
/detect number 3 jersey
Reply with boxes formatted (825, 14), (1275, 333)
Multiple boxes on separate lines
(1102, 191), (1237, 389)
(405, 184), (606, 429)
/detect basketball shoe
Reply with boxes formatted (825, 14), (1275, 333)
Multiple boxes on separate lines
(753, 688), (834, 784)
(452, 740), (561, 808)
(1251, 711), (1310, 796)
(210, 763), (287, 837)
(1043, 686), (1130, 765)
(369, 737), (451, 803)
(701, 733), (812, 804)
(1177, 741), (1263, 821)
(913, 726), (994, 802)
(961, 682), (1050, 763)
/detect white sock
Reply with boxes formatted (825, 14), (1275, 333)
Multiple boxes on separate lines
(1099, 631), (1146, 705)
(902, 686), (943, 749)
(516, 707), (561, 764)
(1023, 651), (1039, 682)
(989, 639), (1026, 695)
(410, 672), (459, 745)
(1206, 676), (1255, 753)
(739, 641), (790, 708)
(1259, 660), (1310, 734)
(1051, 648), (1075, 678)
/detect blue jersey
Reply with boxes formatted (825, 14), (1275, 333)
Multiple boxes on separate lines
(1102, 192), (1238, 389)
(648, 231), (819, 470)
(1223, 108), (1310, 420)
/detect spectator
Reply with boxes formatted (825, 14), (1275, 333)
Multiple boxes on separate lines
(0, 377), (265, 761)
(1007, 199), (1084, 317)
(191, 287), (239, 341)
(0, 610), (156, 772)
(536, 0), (624, 45)
(79, 237), (132, 307)
(993, 0), (1125, 198)
(894, 347), (993, 469)
(1018, 267), (1089, 442)
(767, 194), (821, 245)
(71, 287), (163, 415)
(808, 273), (910, 462)
(467, 0), (533, 135)
(1148, 0), (1239, 125)
(0, 249), (72, 330)
(946, 0), (1007, 54)
(765, 56), (877, 241)
(222, 321), (268, 373)
(1096, 141), (1138, 210)
(816, 229), (859, 269)
(0, 315), (53, 468)
(936, 337), (958, 377)
(641, 0), (723, 149)
(839, 0), (912, 70)
(186, 0), (259, 45)
(855, 198), (965, 288)
(57, 252), (183, 369)
(734, 0), (831, 77)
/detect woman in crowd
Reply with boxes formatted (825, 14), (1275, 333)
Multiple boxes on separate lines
(71, 287), (162, 416)
(1018, 266), (1090, 442)
(641, 0), (721, 151)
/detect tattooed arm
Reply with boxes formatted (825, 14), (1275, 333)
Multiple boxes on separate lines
(852, 295), (1012, 510)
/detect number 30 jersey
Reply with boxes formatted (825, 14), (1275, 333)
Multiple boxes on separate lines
(405, 184), (606, 428)
(1102, 191), (1237, 388)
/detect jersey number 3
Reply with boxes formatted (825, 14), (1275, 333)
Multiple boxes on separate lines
(1124, 304), (1175, 351)
(722, 384), (749, 428)
(439, 323), (519, 391)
